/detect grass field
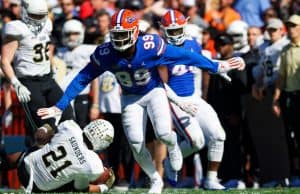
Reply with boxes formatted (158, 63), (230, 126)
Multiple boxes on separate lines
(1, 188), (300, 194)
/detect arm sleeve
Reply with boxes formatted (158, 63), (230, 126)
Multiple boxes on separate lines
(158, 44), (219, 73)
(56, 62), (102, 110)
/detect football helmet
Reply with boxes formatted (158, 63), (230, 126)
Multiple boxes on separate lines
(21, 0), (48, 34)
(62, 19), (85, 49)
(83, 119), (114, 151)
(226, 20), (249, 50)
(160, 9), (188, 45)
(110, 9), (139, 51)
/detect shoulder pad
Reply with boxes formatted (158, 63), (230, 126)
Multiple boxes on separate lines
(2, 20), (27, 40)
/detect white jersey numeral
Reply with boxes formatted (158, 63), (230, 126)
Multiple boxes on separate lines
(115, 68), (151, 87)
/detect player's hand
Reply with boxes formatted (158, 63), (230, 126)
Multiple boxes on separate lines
(11, 77), (31, 103)
(105, 168), (115, 189)
(272, 101), (281, 117)
(178, 101), (198, 117)
(218, 57), (246, 73)
(37, 106), (62, 126)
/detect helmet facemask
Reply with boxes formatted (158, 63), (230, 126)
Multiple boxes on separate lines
(83, 119), (114, 151)
(164, 25), (185, 45)
(62, 19), (85, 49)
(110, 26), (138, 51)
(21, 0), (48, 35)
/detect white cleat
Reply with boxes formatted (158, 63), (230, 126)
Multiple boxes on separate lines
(204, 178), (226, 190)
(167, 144), (183, 171)
(148, 174), (164, 194)
(163, 158), (178, 186)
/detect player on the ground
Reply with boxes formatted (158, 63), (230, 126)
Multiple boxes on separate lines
(159, 10), (245, 190)
(0, 0), (73, 142)
(0, 119), (115, 193)
(37, 9), (245, 194)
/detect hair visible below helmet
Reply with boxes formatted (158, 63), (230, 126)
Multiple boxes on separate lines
(110, 9), (139, 51)
(83, 119), (114, 151)
(161, 9), (188, 46)
(226, 20), (249, 50)
(62, 19), (85, 49)
(21, 0), (48, 34)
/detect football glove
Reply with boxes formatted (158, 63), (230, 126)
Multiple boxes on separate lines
(163, 83), (198, 117)
(217, 57), (246, 73)
(11, 77), (31, 103)
(37, 106), (62, 126)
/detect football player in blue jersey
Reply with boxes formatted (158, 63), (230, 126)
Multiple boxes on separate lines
(37, 9), (245, 194)
(159, 10), (245, 190)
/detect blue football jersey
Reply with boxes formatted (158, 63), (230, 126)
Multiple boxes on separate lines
(56, 34), (219, 110)
(168, 37), (202, 96)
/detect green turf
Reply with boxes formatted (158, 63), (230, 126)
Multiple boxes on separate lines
(1, 188), (300, 194)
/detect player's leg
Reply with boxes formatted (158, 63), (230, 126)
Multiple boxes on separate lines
(195, 98), (226, 190)
(146, 87), (183, 171)
(74, 94), (90, 128)
(170, 101), (205, 158)
(121, 96), (160, 185)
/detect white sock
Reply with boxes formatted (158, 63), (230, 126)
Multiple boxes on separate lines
(207, 171), (217, 180)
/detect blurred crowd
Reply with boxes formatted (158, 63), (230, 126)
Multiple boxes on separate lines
(1, 0), (300, 190)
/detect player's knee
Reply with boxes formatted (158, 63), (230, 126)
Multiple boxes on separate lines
(191, 133), (205, 150)
(210, 128), (226, 142)
(157, 131), (176, 147)
(207, 140), (224, 162)
(130, 142), (143, 154)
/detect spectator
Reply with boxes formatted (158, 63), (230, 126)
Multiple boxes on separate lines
(234, 0), (271, 28)
(52, 0), (80, 47)
(84, 9), (110, 44)
(204, 0), (241, 34)
(9, 0), (20, 19)
(249, 18), (290, 187)
(182, 0), (208, 29)
(273, 14), (300, 183)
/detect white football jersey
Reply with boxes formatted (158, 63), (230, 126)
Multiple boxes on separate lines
(56, 45), (96, 95)
(24, 120), (104, 191)
(98, 71), (121, 113)
(2, 19), (53, 77)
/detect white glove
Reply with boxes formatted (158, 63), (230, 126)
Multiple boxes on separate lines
(217, 57), (246, 73)
(177, 101), (198, 117)
(163, 83), (198, 117)
(37, 106), (62, 126)
(11, 77), (31, 103)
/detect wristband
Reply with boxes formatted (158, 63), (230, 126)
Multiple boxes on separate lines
(98, 184), (108, 193)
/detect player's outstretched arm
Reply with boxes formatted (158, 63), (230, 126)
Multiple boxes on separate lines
(37, 62), (102, 121)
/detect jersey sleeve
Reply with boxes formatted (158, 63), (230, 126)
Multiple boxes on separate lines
(2, 20), (24, 40)
(44, 18), (53, 35)
(158, 44), (219, 73)
(56, 62), (102, 110)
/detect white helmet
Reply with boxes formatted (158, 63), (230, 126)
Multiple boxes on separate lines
(21, 0), (48, 34)
(226, 20), (249, 50)
(83, 119), (114, 151)
(62, 19), (85, 49)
